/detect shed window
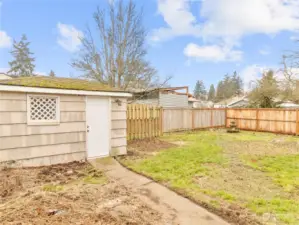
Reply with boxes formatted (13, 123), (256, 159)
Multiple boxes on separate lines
(27, 95), (60, 125)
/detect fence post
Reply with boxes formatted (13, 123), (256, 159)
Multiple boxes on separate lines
(283, 110), (286, 134)
(192, 109), (195, 130)
(159, 107), (163, 135)
(225, 108), (228, 128)
(296, 109), (299, 136)
(256, 109), (259, 131)
(210, 109), (213, 128)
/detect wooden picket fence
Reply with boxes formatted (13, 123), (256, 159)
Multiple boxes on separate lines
(226, 108), (299, 135)
(127, 105), (299, 140)
(162, 108), (226, 132)
(127, 104), (163, 140)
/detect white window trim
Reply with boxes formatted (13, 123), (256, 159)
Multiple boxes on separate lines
(27, 94), (60, 126)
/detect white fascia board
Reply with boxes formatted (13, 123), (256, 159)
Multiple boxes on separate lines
(0, 85), (132, 97)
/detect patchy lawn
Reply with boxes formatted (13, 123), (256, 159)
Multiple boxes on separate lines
(0, 161), (170, 225)
(119, 130), (299, 225)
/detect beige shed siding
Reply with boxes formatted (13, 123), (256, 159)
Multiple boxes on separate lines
(111, 97), (127, 155)
(12, 152), (86, 168)
(0, 92), (86, 167)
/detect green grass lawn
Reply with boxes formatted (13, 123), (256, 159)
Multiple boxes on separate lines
(120, 130), (299, 225)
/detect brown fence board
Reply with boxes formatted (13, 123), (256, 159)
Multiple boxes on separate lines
(163, 108), (226, 132)
(226, 108), (298, 135)
(128, 106), (299, 140)
(127, 104), (162, 140)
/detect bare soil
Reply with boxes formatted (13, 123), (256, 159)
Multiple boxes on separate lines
(125, 139), (177, 161)
(0, 162), (172, 225)
(128, 138), (176, 152)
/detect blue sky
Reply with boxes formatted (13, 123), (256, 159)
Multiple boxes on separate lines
(1, 0), (299, 91)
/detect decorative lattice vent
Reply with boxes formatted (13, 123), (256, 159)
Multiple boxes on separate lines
(27, 95), (60, 125)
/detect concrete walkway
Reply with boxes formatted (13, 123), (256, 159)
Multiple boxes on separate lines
(92, 158), (230, 225)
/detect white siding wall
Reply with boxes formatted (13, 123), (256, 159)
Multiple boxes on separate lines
(0, 92), (86, 167)
(110, 97), (127, 155)
(159, 93), (188, 108)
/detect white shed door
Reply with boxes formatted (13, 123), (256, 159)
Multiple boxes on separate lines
(86, 97), (110, 158)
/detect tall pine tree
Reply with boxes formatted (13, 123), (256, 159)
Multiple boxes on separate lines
(193, 80), (206, 100)
(215, 81), (225, 102)
(8, 34), (35, 76)
(208, 84), (216, 101)
(49, 70), (56, 77)
(232, 71), (243, 96)
(215, 72), (244, 102)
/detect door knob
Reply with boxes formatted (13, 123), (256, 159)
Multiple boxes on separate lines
(87, 125), (90, 132)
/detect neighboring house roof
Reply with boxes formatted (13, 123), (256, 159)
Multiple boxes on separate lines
(279, 101), (299, 108)
(131, 86), (189, 95)
(0, 73), (12, 80)
(215, 95), (248, 107)
(0, 76), (125, 92)
(188, 97), (200, 102)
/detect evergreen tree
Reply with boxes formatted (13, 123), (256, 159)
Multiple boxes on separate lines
(215, 81), (225, 102)
(248, 70), (279, 108)
(49, 70), (56, 77)
(215, 72), (244, 102)
(8, 34), (35, 76)
(193, 80), (206, 100)
(208, 84), (216, 101)
(232, 71), (243, 96)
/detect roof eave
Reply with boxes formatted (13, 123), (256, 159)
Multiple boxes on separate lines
(0, 84), (132, 97)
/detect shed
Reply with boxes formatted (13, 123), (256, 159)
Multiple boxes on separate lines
(0, 76), (131, 167)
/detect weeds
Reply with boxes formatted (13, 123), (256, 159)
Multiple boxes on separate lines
(121, 130), (299, 225)
(42, 184), (64, 192)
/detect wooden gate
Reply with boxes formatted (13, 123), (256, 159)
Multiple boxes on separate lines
(127, 104), (162, 140)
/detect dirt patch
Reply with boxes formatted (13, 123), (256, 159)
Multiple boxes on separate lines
(122, 138), (177, 161)
(0, 162), (171, 225)
(128, 138), (176, 152)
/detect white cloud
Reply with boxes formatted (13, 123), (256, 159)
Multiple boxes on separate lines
(259, 49), (270, 55)
(0, 68), (47, 76)
(57, 22), (83, 52)
(0, 31), (12, 48)
(149, 0), (201, 42)
(240, 65), (266, 91)
(184, 43), (243, 62)
(240, 64), (299, 91)
(200, 0), (299, 44)
(152, 0), (299, 47)
(0, 68), (9, 73)
(290, 35), (299, 41)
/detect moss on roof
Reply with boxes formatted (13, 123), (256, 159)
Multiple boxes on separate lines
(0, 76), (124, 92)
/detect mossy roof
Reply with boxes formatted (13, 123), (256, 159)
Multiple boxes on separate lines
(0, 76), (125, 92)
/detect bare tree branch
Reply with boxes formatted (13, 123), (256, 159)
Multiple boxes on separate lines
(71, 0), (163, 90)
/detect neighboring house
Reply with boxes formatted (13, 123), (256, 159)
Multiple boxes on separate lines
(188, 96), (214, 108)
(0, 73), (12, 80)
(0, 76), (131, 167)
(131, 86), (189, 108)
(214, 95), (249, 108)
(278, 101), (299, 108)
(188, 96), (200, 108)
